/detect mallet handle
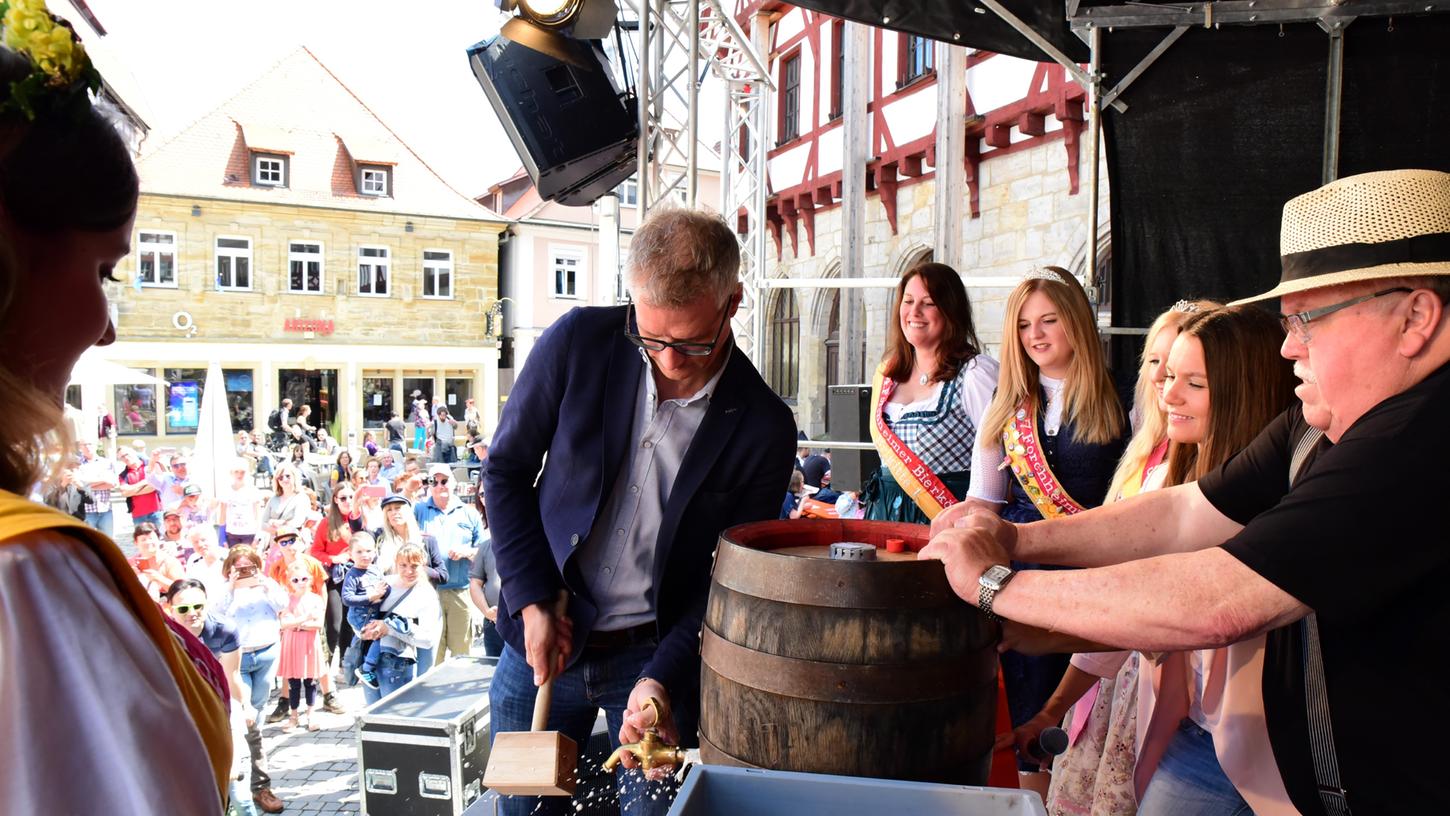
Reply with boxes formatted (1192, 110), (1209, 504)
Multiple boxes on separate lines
(531, 589), (570, 732)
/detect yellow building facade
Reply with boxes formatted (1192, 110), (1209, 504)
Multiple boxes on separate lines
(88, 48), (509, 451)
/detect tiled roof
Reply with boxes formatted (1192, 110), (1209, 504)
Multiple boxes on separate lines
(138, 48), (504, 223)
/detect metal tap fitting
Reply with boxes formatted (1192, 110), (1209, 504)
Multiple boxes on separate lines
(601, 698), (686, 772)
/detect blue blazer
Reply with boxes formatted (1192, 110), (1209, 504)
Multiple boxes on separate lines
(484, 305), (797, 739)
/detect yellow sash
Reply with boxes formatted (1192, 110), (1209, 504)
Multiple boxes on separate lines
(868, 364), (958, 520)
(0, 489), (231, 803)
(1001, 401), (1087, 519)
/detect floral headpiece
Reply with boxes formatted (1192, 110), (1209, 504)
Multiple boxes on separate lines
(1, 0), (100, 121)
(1022, 267), (1069, 286)
(1170, 299), (1201, 314)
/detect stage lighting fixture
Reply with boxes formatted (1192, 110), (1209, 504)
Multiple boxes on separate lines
(496, 0), (616, 67)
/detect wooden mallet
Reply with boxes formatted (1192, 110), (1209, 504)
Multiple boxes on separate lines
(483, 590), (577, 797)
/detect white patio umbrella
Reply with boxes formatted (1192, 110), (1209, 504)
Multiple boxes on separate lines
(187, 363), (235, 499)
(67, 351), (169, 387)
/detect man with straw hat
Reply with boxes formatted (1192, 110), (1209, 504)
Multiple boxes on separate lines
(922, 169), (1450, 814)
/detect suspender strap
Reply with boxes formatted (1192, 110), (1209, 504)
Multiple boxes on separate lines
(1288, 428), (1351, 815)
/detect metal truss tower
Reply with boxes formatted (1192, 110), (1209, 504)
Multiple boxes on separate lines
(619, 0), (772, 359)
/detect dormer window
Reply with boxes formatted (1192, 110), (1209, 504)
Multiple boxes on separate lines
(253, 153), (288, 187)
(359, 165), (391, 197)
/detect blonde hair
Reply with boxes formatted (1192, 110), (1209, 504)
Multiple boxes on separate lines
(1104, 300), (1221, 501)
(979, 268), (1125, 448)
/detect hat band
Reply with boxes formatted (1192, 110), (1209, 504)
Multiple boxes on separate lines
(1282, 232), (1450, 281)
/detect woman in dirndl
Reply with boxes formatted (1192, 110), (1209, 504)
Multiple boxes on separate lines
(966, 267), (1130, 783)
(864, 262), (999, 524)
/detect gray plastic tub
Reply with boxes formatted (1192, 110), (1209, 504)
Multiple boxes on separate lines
(667, 765), (1047, 815)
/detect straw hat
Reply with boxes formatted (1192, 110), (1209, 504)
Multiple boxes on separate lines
(1234, 169), (1450, 304)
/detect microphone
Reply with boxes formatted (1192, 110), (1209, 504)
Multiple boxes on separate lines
(1026, 726), (1069, 762)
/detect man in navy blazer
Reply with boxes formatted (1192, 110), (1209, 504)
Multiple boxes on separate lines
(485, 209), (796, 816)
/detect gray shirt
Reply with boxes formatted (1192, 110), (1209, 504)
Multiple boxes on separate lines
(577, 347), (730, 631)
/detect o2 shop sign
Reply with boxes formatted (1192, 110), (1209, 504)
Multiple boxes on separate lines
(284, 317), (335, 336)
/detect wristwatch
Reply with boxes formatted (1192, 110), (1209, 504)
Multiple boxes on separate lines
(977, 564), (1015, 621)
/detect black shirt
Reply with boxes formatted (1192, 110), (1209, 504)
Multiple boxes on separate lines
(1200, 362), (1450, 814)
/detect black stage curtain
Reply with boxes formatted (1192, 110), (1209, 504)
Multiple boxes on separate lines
(1102, 13), (1450, 382)
(785, 0), (1087, 63)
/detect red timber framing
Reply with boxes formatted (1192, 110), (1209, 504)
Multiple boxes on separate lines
(737, 3), (1089, 258)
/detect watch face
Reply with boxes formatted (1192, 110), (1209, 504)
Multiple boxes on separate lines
(980, 564), (1013, 590)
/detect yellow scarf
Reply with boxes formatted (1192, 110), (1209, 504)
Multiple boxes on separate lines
(0, 489), (231, 804)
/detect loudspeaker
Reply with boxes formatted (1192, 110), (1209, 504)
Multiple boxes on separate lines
(468, 35), (638, 207)
(826, 384), (881, 493)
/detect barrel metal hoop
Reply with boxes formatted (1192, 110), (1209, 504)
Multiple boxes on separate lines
(712, 540), (954, 610)
(695, 730), (764, 769)
(701, 626), (996, 704)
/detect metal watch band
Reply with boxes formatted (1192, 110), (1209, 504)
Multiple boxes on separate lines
(978, 583), (998, 621)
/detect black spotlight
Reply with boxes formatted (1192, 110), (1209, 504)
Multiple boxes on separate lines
(468, 33), (638, 207)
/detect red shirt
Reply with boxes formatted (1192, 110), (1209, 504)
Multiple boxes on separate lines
(309, 516), (361, 572)
(121, 464), (161, 517)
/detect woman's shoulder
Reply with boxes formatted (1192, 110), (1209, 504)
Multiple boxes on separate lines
(959, 352), (1001, 381)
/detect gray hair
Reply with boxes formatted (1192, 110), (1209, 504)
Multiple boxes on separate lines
(625, 208), (740, 308)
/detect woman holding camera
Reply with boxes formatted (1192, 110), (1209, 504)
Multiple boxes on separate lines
(216, 545), (288, 724)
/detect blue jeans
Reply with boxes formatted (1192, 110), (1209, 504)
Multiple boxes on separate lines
(239, 642), (280, 715)
(482, 618), (504, 658)
(489, 644), (679, 816)
(133, 510), (162, 529)
(1138, 720), (1252, 816)
(361, 652), (418, 704)
(85, 508), (114, 538)
(415, 646), (434, 677)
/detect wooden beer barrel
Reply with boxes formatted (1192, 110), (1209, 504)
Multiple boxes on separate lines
(699, 519), (998, 785)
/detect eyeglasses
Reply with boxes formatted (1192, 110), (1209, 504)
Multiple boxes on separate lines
(430, 477), (450, 486)
(624, 300), (731, 357)
(290, 576), (311, 584)
(336, 494), (354, 502)
(1279, 287), (1412, 344)
(173, 603), (205, 614)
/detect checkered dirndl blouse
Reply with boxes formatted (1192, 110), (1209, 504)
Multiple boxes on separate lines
(881, 354), (1000, 474)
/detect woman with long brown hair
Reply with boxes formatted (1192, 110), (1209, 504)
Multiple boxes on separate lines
(864, 262), (999, 523)
(0, 12), (230, 808)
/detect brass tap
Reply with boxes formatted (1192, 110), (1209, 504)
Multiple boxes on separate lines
(602, 698), (687, 772)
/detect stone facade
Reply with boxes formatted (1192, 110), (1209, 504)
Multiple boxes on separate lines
(770, 140), (1109, 436)
(120, 195), (503, 348)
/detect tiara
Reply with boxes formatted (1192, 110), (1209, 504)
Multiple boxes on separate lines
(1023, 267), (1069, 286)
(1171, 300), (1201, 314)
(1, 0), (100, 121)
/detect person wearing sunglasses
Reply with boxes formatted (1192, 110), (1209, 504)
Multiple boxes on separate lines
(164, 579), (285, 814)
(310, 485), (365, 691)
(413, 463), (484, 671)
(484, 209), (796, 816)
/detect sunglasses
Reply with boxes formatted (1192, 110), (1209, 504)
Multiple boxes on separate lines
(275, 537), (298, 546)
(430, 477), (450, 486)
(336, 494), (354, 502)
(173, 603), (205, 614)
(277, 473), (293, 481)
(234, 566), (259, 577)
(290, 576), (311, 584)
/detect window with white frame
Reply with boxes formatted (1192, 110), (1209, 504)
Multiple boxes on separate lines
(552, 249), (582, 298)
(423, 250), (453, 299)
(617, 178), (638, 206)
(253, 153), (287, 187)
(137, 231), (178, 287)
(358, 246), (390, 296)
(359, 165), (390, 196)
(215, 236), (252, 290)
(287, 241), (324, 293)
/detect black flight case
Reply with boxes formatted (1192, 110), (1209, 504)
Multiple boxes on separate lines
(356, 655), (496, 815)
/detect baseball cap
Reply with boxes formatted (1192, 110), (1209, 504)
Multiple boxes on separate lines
(163, 508), (181, 519)
(426, 463), (452, 480)
(380, 492), (411, 508)
(274, 525), (302, 542)
(182, 483), (202, 497)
